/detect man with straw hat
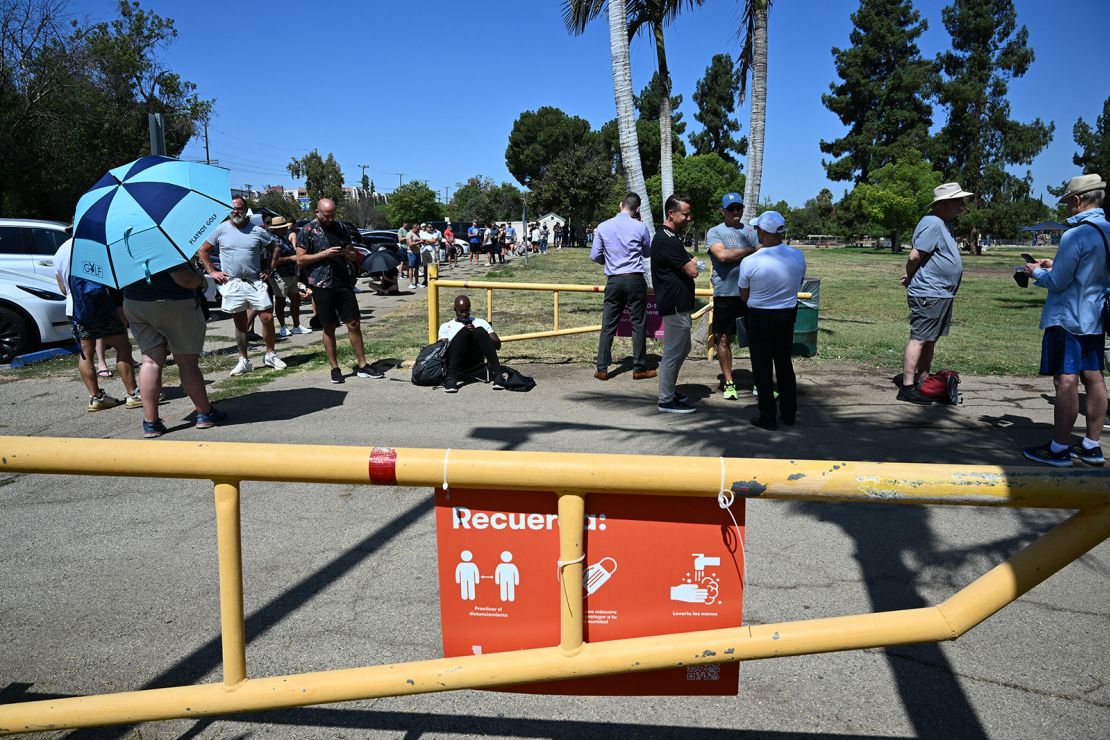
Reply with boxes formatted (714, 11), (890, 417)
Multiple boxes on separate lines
(1022, 174), (1109, 467)
(897, 182), (973, 404)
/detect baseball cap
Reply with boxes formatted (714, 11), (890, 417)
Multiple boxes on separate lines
(752, 211), (786, 234)
(721, 192), (743, 209)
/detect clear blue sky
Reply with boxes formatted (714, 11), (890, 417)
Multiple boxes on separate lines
(71, 0), (1109, 207)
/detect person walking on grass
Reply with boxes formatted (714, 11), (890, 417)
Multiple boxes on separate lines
(1022, 174), (1110, 467)
(652, 194), (699, 414)
(198, 196), (287, 376)
(296, 198), (384, 384)
(897, 182), (972, 404)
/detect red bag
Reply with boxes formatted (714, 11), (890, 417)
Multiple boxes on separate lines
(919, 369), (961, 404)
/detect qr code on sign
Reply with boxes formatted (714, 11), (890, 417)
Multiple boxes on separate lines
(685, 664), (720, 681)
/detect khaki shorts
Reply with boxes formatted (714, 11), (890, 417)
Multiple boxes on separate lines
(124, 298), (207, 356)
(269, 273), (298, 300)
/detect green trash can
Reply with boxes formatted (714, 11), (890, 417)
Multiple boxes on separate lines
(792, 277), (820, 357)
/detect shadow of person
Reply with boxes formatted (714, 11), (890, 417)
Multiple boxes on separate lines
(196, 387), (347, 425)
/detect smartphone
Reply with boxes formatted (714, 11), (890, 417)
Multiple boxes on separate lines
(1021, 253), (1036, 263)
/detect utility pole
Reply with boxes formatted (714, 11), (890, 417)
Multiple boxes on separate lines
(395, 172), (405, 188)
(244, 183), (252, 199)
(147, 112), (166, 156)
(358, 164), (369, 180)
(203, 119), (211, 164)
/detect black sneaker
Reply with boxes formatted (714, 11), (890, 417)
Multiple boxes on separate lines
(1069, 444), (1105, 466)
(356, 364), (385, 378)
(897, 385), (933, 405)
(751, 415), (777, 431)
(658, 399), (695, 414)
(443, 377), (459, 393)
(330, 367), (345, 384)
(674, 391), (689, 405)
(1023, 442), (1073, 467)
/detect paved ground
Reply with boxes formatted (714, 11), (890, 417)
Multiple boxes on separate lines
(0, 256), (1108, 739)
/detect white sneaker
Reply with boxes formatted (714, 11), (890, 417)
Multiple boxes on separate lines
(264, 352), (287, 370)
(279, 326), (290, 338)
(292, 325), (312, 335)
(230, 357), (253, 376)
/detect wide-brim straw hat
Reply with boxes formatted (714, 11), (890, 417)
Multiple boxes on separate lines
(1058, 174), (1106, 202)
(929, 182), (974, 206)
(269, 216), (291, 230)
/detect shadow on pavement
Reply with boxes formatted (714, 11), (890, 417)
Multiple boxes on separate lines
(196, 387), (348, 425)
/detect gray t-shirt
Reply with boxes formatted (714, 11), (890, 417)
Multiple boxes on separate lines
(705, 222), (758, 297)
(907, 215), (962, 298)
(208, 220), (274, 281)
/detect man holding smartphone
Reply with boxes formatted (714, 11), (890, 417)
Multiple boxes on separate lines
(437, 294), (504, 393)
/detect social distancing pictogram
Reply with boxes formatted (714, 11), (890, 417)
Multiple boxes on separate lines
(435, 488), (745, 695)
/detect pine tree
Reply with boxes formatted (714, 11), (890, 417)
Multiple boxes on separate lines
(689, 54), (747, 165)
(1072, 96), (1110, 181)
(933, 0), (1053, 253)
(820, 0), (935, 184)
(635, 71), (686, 140)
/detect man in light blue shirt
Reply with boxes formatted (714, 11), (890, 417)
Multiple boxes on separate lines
(897, 182), (971, 404)
(590, 192), (655, 381)
(706, 192), (759, 400)
(1022, 174), (1109, 467)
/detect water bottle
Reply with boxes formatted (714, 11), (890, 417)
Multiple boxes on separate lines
(696, 260), (706, 273)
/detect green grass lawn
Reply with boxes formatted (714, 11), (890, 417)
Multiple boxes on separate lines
(5, 243), (1051, 394)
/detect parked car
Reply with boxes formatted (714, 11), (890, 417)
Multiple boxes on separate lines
(0, 268), (71, 364)
(0, 218), (69, 282)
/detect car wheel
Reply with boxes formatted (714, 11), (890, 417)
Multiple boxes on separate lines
(0, 306), (32, 364)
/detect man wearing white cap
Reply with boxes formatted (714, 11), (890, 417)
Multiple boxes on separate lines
(1022, 174), (1109, 467)
(738, 211), (806, 429)
(897, 182), (972, 404)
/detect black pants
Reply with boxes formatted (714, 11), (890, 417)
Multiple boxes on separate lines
(597, 273), (647, 371)
(745, 307), (798, 421)
(446, 326), (501, 380)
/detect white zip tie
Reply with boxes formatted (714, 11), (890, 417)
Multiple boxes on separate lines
(442, 448), (452, 490)
(718, 457), (747, 590)
(556, 553), (585, 580)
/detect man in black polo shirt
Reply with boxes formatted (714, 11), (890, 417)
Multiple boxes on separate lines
(651, 193), (700, 413)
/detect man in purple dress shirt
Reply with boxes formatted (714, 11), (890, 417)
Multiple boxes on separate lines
(590, 192), (657, 381)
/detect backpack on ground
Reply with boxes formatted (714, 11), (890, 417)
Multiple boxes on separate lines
(919, 369), (961, 405)
(411, 339), (449, 386)
(497, 365), (536, 392)
(68, 273), (116, 323)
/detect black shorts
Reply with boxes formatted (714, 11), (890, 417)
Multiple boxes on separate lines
(313, 286), (360, 328)
(71, 314), (127, 341)
(712, 296), (747, 337)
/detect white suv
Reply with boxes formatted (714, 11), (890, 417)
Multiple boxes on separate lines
(0, 219), (71, 363)
(0, 218), (69, 280)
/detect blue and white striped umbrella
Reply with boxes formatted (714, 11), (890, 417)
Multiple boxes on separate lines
(70, 156), (231, 288)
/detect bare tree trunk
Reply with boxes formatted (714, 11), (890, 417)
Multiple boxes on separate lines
(742, 6), (767, 213)
(654, 24), (674, 204)
(609, 0), (654, 235)
(891, 231), (902, 254)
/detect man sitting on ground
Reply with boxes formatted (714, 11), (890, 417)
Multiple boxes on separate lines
(438, 295), (505, 393)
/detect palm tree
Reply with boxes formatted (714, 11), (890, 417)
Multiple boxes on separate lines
(738, 0), (771, 213)
(565, 1), (700, 228)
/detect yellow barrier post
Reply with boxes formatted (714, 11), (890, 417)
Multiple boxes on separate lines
(486, 287), (493, 323)
(553, 291), (560, 332)
(557, 492), (585, 655)
(213, 480), (246, 687)
(426, 264), (440, 344)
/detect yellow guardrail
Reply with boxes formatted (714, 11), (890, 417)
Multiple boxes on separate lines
(0, 435), (1107, 734)
(426, 265), (810, 344)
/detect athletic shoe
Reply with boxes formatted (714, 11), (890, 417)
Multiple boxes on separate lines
(229, 357), (253, 376)
(291, 325), (313, 335)
(87, 391), (120, 412)
(674, 391), (689, 404)
(195, 406), (227, 429)
(443, 377), (459, 393)
(658, 399), (696, 414)
(491, 370), (506, 390)
(279, 326), (291, 338)
(263, 352), (287, 370)
(1022, 443), (1073, 468)
(896, 385), (932, 405)
(142, 419), (167, 438)
(1069, 444), (1105, 466)
(722, 381), (738, 400)
(330, 367), (345, 384)
(356, 364), (385, 378)
(125, 391), (143, 409)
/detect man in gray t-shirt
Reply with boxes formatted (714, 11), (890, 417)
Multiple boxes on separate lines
(705, 192), (759, 400)
(197, 196), (285, 376)
(897, 182), (971, 404)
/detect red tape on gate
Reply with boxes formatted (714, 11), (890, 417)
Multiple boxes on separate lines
(368, 447), (398, 485)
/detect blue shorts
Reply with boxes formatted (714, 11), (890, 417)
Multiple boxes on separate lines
(1039, 326), (1105, 376)
(407, 252), (420, 267)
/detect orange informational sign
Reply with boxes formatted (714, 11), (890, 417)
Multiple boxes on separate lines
(434, 488), (745, 695)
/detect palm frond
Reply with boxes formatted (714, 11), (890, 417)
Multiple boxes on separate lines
(561, 0), (608, 35)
